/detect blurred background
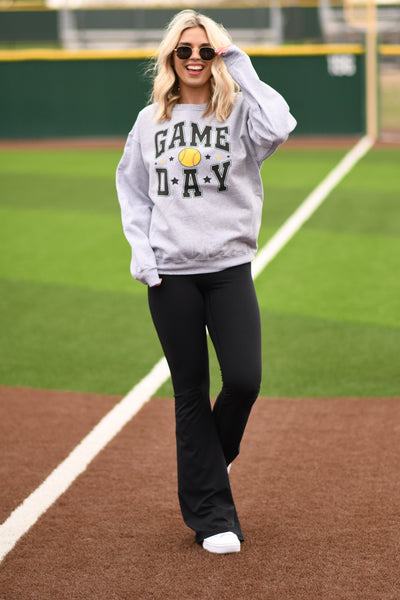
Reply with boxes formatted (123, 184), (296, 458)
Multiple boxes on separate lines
(0, 0), (399, 141)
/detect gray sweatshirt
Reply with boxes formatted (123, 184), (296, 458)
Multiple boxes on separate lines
(116, 45), (296, 287)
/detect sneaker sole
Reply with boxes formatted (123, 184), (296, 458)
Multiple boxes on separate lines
(202, 540), (241, 554)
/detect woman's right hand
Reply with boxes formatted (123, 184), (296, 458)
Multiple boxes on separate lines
(151, 279), (163, 287)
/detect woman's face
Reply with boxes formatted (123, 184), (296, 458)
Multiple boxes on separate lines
(172, 26), (214, 99)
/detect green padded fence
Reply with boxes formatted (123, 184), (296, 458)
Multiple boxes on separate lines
(0, 46), (365, 138)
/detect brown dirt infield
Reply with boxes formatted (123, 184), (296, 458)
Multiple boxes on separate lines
(0, 387), (121, 524)
(1, 386), (400, 599)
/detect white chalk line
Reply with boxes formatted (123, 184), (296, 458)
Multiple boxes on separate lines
(0, 135), (373, 563)
(252, 135), (374, 278)
(0, 358), (170, 563)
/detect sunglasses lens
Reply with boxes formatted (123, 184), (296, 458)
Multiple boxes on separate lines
(175, 46), (216, 61)
(200, 47), (215, 61)
(176, 46), (192, 60)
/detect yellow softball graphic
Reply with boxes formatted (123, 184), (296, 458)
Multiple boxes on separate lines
(178, 147), (201, 167)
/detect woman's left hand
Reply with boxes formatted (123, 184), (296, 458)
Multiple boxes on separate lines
(215, 45), (231, 56)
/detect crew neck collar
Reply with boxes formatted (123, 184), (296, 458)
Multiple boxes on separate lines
(173, 103), (208, 110)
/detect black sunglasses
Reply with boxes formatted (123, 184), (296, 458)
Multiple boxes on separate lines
(174, 46), (216, 61)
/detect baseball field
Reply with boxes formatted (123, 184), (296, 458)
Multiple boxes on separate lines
(1, 137), (399, 598)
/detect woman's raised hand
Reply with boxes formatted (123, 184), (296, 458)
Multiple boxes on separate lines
(215, 46), (231, 56)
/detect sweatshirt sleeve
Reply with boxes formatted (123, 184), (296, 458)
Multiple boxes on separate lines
(222, 45), (297, 163)
(116, 127), (161, 287)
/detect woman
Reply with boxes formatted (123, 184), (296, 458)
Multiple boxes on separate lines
(116, 9), (296, 554)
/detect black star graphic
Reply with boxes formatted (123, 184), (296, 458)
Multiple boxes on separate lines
(169, 156), (174, 161)
(205, 154), (211, 160)
(171, 178), (179, 185)
(203, 176), (211, 183)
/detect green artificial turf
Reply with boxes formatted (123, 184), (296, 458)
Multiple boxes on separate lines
(158, 146), (400, 398)
(258, 148), (347, 247)
(0, 207), (137, 294)
(0, 279), (160, 395)
(256, 229), (400, 329)
(305, 148), (400, 237)
(1, 146), (399, 397)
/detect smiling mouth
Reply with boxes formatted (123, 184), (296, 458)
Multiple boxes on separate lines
(186, 65), (204, 72)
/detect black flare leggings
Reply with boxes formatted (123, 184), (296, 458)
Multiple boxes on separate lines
(147, 262), (262, 543)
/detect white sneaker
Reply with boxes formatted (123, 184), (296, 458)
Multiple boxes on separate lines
(202, 532), (241, 554)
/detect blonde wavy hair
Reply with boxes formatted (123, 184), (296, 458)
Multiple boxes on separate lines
(150, 10), (238, 122)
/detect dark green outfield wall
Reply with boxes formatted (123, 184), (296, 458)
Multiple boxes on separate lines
(0, 52), (365, 139)
(0, 58), (150, 138)
(252, 54), (365, 136)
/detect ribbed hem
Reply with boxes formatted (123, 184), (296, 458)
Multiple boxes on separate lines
(157, 252), (256, 277)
